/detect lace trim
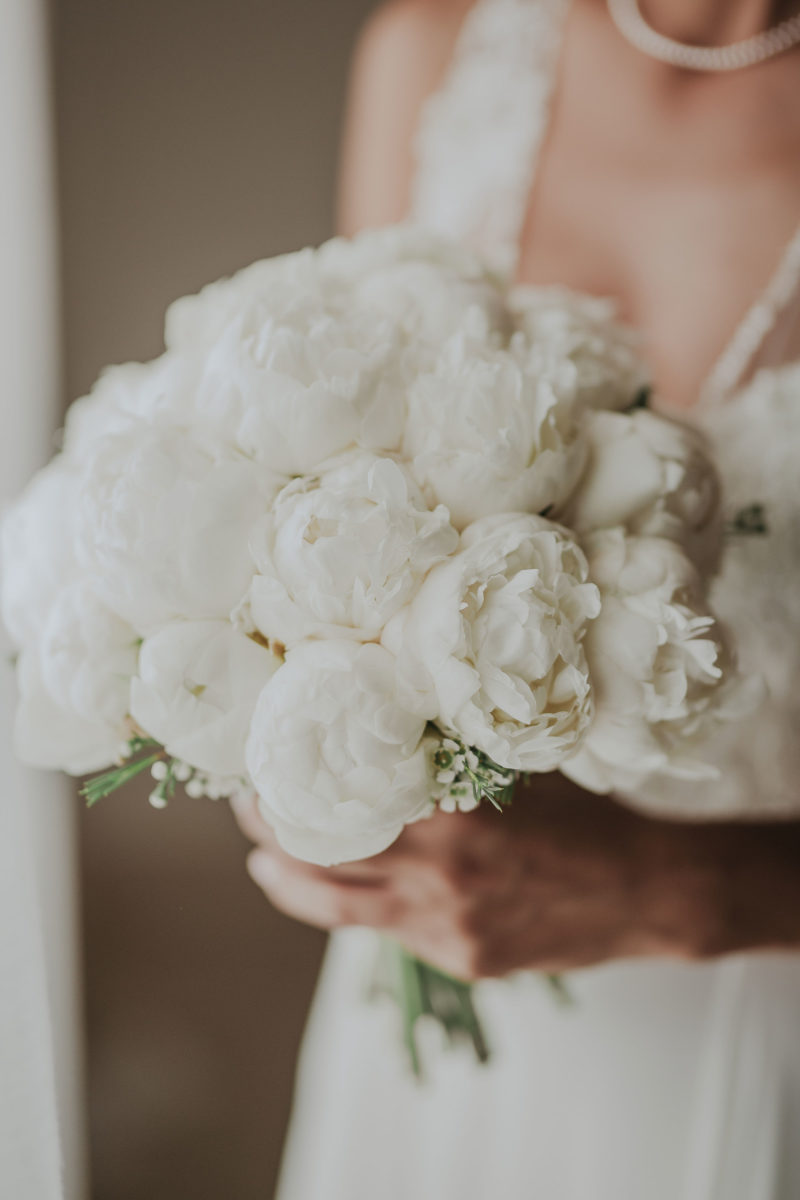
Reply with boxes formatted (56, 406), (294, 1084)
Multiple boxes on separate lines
(700, 222), (800, 406)
(410, 0), (569, 278)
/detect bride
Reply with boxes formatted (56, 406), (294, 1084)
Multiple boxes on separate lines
(234, 1), (800, 1196)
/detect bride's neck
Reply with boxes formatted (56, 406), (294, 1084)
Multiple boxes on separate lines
(639, 0), (793, 45)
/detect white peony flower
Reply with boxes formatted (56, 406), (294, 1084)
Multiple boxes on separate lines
(74, 425), (281, 634)
(509, 286), (647, 412)
(189, 301), (410, 474)
(60, 355), (187, 456)
(317, 226), (508, 344)
(166, 227), (499, 355)
(39, 582), (139, 725)
(559, 408), (721, 573)
(315, 225), (496, 288)
(165, 248), (321, 351)
(348, 262), (506, 346)
(165, 228), (509, 475)
(403, 332), (587, 531)
(561, 528), (738, 794)
(247, 451), (458, 646)
(14, 650), (125, 775)
(382, 513), (600, 772)
(130, 620), (281, 777)
(0, 457), (81, 648)
(246, 640), (432, 866)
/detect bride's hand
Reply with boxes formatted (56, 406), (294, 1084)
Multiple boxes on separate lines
(230, 775), (771, 979)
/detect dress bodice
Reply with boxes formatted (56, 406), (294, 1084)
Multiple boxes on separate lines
(410, 0), (800, 816)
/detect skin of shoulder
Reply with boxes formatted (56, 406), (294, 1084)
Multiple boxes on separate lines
(337, 0), (474, 234)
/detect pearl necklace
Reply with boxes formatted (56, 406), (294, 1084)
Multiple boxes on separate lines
(607, 0), (800, 70)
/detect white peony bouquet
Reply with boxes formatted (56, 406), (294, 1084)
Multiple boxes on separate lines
(1, 226), (742, 1072)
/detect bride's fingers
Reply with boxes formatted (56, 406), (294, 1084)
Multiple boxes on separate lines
(230, 791), (399, 883)
(231, 793), (394, 881)
(247, 849), (402, 931)
(322, 860), (393, 885)
(230, 790), (276, 845)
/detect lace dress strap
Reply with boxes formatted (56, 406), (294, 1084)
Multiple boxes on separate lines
(410, 0), (569, 277)
(701, 223), (800, 405)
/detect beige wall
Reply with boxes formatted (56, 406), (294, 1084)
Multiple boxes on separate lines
(51, 1), (375, 1195)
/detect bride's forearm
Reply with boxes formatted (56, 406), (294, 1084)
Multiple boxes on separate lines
(635, 811), (800, 959)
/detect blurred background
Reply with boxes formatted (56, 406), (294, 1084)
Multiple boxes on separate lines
(42, 0), (377, 1196)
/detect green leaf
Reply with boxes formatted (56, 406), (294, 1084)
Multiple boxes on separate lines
(626, 386), (651, 411)
(726, 503), (768, 537)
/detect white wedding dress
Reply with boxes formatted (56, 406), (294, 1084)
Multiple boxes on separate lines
(277, 3), (800, 1197)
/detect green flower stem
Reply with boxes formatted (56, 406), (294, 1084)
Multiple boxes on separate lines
(543, 972), (574, 1007)
(416, 957), (490, 1064)
(397, 946), (425, 1078)
(381, 939), (490, 1079)
(81, 751), (163, 807)
(376, 940), (574, 1077)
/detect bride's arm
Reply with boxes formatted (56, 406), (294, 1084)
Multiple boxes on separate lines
(336, 0), (471, 234)
(233, 780), (800, 978)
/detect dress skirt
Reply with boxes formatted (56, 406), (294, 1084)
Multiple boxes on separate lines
(277, 927), (800, 1200)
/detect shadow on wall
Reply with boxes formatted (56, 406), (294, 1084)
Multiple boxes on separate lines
(51, 0), (376, 1195)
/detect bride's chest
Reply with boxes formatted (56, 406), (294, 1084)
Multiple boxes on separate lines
(512, 34), (800, 410)
(518, 165), (797, 409)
